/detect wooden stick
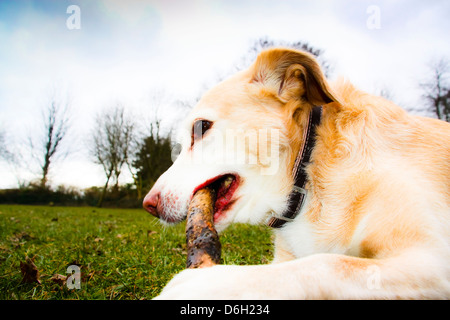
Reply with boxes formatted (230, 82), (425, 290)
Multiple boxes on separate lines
(185, 187), (221, 268)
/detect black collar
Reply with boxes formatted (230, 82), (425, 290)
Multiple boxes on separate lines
(267, 106), (322, 228)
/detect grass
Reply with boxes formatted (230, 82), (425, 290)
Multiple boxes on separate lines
(0, 204), (273, 300)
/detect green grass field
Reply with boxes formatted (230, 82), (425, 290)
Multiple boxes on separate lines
(0, 205), (273, 300)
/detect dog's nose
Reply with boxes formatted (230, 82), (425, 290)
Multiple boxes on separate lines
(143, 189), (160, 218)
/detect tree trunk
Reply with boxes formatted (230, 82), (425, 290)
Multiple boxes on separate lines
(40, 157), (50, 189)
(97, 173), (111, 208)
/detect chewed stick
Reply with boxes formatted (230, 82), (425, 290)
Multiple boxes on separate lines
(185, 187), (221, 269)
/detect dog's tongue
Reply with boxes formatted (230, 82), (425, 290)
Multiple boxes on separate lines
(217, 176), (233, 197)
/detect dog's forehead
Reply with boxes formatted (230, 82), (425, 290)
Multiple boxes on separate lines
(189, 77), (259, 122)
(188, 104), (220, 122)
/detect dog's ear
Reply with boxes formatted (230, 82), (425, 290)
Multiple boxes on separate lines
(252, 48), (338, 105)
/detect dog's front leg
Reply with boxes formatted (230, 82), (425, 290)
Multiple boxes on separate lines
(154, 250), (448, 299)
(153, 264), (281, 300)
(152, 257), (329, 299)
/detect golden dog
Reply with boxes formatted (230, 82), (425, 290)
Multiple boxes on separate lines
(145, 48), (450, 299)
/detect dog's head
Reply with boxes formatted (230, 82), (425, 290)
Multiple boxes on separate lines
(143, 48), (337, 231)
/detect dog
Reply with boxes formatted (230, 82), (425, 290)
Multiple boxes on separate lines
(144, 47), (450, 299)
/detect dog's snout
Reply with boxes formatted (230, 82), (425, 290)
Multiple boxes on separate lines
(143, 189), (161, 218)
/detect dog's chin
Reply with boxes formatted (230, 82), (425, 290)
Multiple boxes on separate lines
(157, 205), (189, 225)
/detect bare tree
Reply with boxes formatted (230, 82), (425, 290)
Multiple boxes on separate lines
(201, 37), (333, 93)
(28, 92), (71, 189)
(90, 104), (135, 207)
(127, 91), (175, 200)
(129, 112), (174, 201)
(236, 37), (332, 77)
(0, 128), (13, 163)
(420, 58), (450, 122)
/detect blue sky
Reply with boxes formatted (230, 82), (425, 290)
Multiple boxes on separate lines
(0, 0), (449, 188)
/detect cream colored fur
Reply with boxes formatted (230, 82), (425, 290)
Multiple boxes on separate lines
(149, 48), (450, 299)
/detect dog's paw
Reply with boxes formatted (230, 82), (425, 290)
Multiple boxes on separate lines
(153, 265), (264, 300)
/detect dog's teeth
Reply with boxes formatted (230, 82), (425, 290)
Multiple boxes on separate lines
(221, 176), (233, 189)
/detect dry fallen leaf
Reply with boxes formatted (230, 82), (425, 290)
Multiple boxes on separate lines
(50, 274), (67, 286)
(147, 230), (157, 237)
(20, 256), (41, 284)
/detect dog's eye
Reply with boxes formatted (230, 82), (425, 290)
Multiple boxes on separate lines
(192, 119), (213, 143)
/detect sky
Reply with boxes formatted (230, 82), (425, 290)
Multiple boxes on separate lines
(0, 0), (449, 189)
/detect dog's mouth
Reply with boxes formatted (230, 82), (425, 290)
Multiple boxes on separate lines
(192, 174), (240, 223)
